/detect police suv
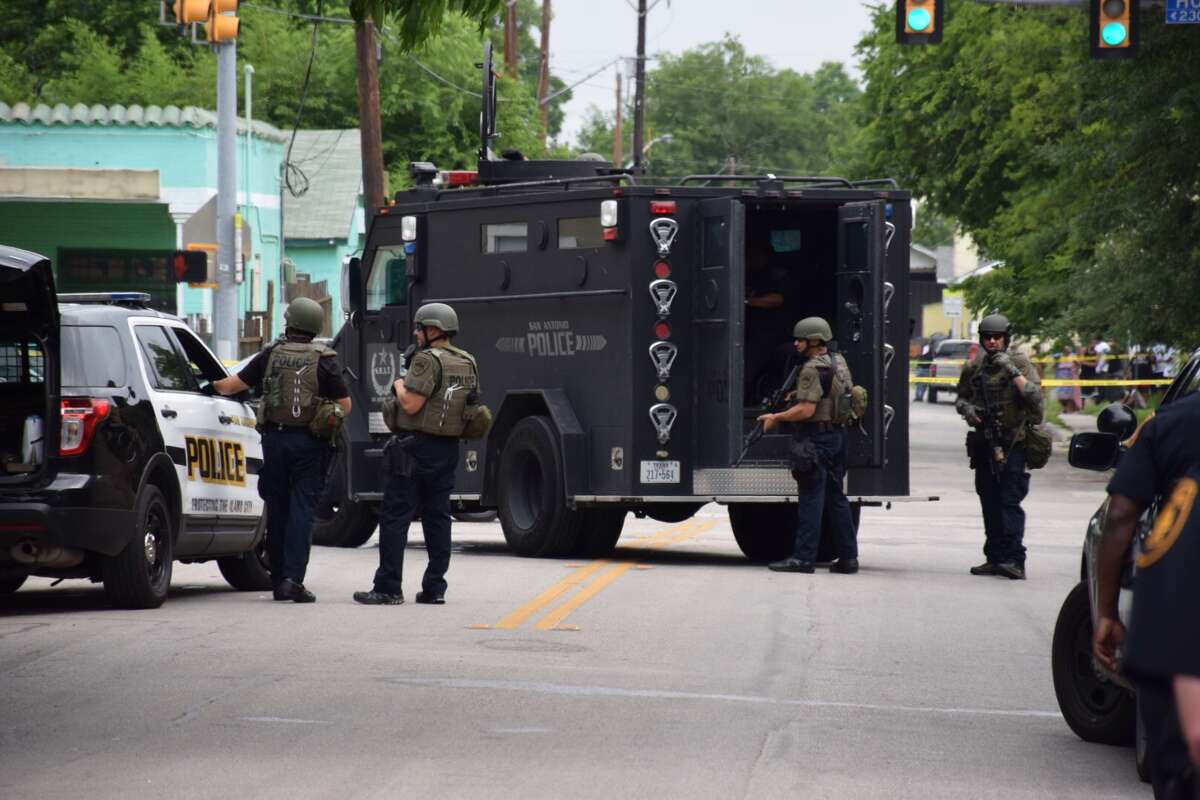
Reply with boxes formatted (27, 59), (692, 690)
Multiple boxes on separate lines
(0, 246), (270, 608)
(314, 45), (931, 560)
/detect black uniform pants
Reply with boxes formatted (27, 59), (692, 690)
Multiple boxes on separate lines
(373, 433), (459, 597)
(973, 441), (1029, 566)
(259, 427), (328, 584)
(792, 429), (857, 563)
(1137, 677), (1196, 800)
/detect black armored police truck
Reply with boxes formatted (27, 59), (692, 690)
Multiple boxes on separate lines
(314, 46), (926, 561)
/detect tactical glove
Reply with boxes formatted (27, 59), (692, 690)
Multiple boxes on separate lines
(990, 351), (1022, 378)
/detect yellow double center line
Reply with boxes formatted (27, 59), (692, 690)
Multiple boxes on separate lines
(485, 517), (716, 632)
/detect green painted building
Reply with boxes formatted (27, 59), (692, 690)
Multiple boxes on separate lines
(0, 102), (287, 348)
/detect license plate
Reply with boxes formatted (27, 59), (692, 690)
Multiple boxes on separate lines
(640, 460), (680, 484)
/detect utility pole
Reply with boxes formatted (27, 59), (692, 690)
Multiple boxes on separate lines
(613, 67), (623, 167)
(632, 0), (647, 173)
(504, 0), (519, 78)
(355, 21), (387, 216)
(214, 40), (238, 362)
(537, 0), (551, 146)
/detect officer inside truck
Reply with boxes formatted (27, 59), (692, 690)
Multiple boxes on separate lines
(744, 234), (791, 403)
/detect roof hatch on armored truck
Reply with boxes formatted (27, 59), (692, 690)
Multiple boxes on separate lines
(0, 245), (59, 483)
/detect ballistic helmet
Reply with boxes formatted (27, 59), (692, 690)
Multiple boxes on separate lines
(979, 314), (1012, 338)
(414, 302), (459, 334)
(793, 316), (833, 343)
(284, 297), (325, 336)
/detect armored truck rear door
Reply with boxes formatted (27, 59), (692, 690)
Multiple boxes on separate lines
(836, 201), (886, 468)
(693, 197), (745, 468)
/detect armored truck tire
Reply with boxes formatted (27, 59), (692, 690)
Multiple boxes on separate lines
(571, 509), (626, 558)
(217, 515), (273, 591)
(497, 415), (582, 557)
(728, 504), (795, 562)
(102, 485), (173, 609)
(312, 440), (379, 548)
(452, 508), (499, 523)
(1051, 581), (1135, 745)
(0, 572), (26, 594)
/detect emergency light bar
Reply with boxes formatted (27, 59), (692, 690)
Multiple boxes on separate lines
(58, 292), (152, 306)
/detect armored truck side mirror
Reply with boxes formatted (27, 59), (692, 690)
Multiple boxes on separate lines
(346, 257), (364, 313)
(1068, 432), (1120, 472)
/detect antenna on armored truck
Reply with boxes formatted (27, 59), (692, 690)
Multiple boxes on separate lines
(478, 41), (499, 163)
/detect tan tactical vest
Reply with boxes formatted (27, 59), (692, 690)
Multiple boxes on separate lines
(964, 353), (1038, 434)
(259, 341), (331, 427)
(390, 345), (479, 437)
(809, 353), (852, 423)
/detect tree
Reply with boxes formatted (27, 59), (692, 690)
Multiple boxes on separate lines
(576, 37), (863, 178)
(854, 4), (1200, 346)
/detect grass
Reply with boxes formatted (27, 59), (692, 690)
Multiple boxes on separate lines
(1048, 392), (1160, 428)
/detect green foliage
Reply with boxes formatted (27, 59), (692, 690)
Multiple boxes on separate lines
(0, 1), (557, 180)
(349, 0), (503, 47)
(855, 4), (1200, 347)
(577, 37), (863, 178)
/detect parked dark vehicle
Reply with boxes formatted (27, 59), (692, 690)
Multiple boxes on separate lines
(1053, 346), (1200, 780)
(314, 44), (934, 560)
(925, 338), (978, 404)
(0, 246), (271, 608)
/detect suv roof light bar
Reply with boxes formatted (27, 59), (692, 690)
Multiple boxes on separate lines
(58, 292), (152, 307)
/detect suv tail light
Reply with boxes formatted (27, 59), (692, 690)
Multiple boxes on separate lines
(60, 398), (110, 456)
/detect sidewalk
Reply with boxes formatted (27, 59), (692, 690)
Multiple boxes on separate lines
(1048, 411), (1096, 449)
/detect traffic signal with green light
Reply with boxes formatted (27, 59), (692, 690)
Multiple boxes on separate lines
(1090, 0), (1138, 60)
(896, 0), (943, 45)
(206, 0), (239, 43)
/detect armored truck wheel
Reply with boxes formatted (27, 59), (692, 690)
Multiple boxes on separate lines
(571, 509), (626, 558)
(642, 503), (703, 524)
(312, 440), (379, 548)
(497, 416), (581, 557)
(728, 504), (795, 562)
(102, 485), (173, 609)
(1051, 581), (1135, 745)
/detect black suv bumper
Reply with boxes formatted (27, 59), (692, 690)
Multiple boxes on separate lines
(0, 474), (135, 558)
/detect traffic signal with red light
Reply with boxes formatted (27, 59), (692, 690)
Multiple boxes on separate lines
(1090, 0), (1138, 60)
(206, 0), (239, 43)
(172, 250), (209, 283)
(896, 0), (943, 45)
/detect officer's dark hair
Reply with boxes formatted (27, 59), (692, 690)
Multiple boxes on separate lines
(284, 327), (315, 343)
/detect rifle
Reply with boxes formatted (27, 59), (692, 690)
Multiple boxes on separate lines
(974, 359), (1008, 479)
(735, 360), (803, 466)
(396, 342), (418, 378)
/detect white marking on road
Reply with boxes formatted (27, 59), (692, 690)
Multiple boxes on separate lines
(490, 727), (552, 734)
(239, 716), (331, 725)
(385, 677), (1061, 720)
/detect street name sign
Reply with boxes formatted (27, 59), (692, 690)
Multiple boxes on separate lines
(1167, 0), (1200, 24)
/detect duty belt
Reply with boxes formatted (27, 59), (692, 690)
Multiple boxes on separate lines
(795, 421), (840, 435)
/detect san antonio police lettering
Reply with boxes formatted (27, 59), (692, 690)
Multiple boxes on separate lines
(184, 435), (247, 486)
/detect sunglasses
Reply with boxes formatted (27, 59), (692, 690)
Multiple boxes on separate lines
(981, 334), (1005, 341)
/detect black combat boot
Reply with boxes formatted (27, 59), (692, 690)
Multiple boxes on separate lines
(970, 562), (1000, 576)
(353, 589), (405, 605)
(995, 562), (1026, 580)
(415, 590), (445, 605)
(275, 578), (316, 603)
(767, 557), (816, 573)
(829, 558), (859, 574)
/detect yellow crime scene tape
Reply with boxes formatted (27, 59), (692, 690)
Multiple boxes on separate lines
(909, 376), (1172, 387)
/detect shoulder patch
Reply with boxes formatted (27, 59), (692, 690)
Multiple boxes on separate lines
(409, 356), (431, 377)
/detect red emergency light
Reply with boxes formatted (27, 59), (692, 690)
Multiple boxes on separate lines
(654, 261), (671, 279)
(440, 170), (479, 187)
(649, 200), (676, 215)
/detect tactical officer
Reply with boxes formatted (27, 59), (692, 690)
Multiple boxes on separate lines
(212, 297), (351, 603)
(354, 303), (478, 606)
(1094, 392), (1200, 799)
(954, 314), (1042, 580)
(759, 317), (859, 575)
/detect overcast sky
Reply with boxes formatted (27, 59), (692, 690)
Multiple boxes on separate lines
(547, 0), (880, 144)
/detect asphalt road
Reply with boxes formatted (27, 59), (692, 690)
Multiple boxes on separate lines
(0, 398), (1147, 799)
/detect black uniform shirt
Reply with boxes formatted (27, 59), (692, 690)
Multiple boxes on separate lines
(1109, 392), (1200, 680)
(238, 339), (350, 399)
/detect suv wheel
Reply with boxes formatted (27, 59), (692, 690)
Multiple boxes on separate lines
(0, 572), (27, 594)
(1051, 581), (1135, 745)
(103, 485), (173, 609)
(217, 514), (273, 591)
